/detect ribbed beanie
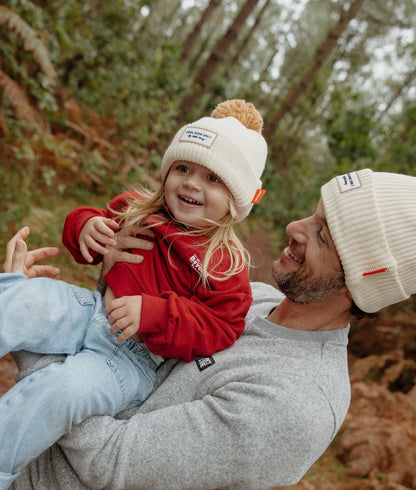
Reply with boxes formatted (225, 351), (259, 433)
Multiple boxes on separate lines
(161, 100), (267, 222)
(321, 168), (416, 313)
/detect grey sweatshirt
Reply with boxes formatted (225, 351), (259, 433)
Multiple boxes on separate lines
(11, 282), (351, 490)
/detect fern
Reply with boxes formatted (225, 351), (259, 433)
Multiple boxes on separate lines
(0, 69), (43, 127)
(0, 6), (57, 85)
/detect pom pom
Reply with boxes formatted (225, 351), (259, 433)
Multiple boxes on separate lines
(211, 99), (263, 134)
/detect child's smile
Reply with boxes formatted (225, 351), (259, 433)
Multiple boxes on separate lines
(164, 161), (230, 228)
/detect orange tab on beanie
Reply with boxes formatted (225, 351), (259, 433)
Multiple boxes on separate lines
(252, 189), (266, 204)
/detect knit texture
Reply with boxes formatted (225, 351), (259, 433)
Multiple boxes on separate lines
(161, 106), (267, 222)
(321, 168), (416, 313)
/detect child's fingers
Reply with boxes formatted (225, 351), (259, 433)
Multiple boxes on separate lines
(90, 230), (116, 249)
(80, 234), (113, 260)
(106, 300), (127, 330)
(115, 325), (136, 344)
(109, 316), (135, 338)
(97, 234), (117, 248)
(104, 297), (123, 317)
(97, 218), (119, 237)
(80, 242), (93, 263)
(109, 318), (123, 335)
(105, 296), (140, 340)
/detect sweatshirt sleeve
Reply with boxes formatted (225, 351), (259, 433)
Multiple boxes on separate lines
(139, 270), (252, 361)
(56, 374), (335, 489)
(62, 192), (136, 265)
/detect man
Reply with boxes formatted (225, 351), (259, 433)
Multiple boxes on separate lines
(3, 168), (416, 490)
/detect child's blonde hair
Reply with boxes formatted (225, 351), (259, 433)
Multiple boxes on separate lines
(116, 181), (250, 285)
(115, 99), (267, 285)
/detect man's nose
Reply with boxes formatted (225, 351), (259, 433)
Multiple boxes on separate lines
(286, 216), (314, 243)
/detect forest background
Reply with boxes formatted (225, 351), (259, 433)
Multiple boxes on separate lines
(0, 0), (416, 488)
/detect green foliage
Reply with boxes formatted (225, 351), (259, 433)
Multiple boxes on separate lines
(0, 3), (57, 125)
(1, 4), (416, 487)
(1, 0), (187, 139)
(378, 104), (416, 175)
(1, 0), (416, 279)
(324, 87), (379, 172)
(39, 0), (185, 135)
(0, 6), (56, 82)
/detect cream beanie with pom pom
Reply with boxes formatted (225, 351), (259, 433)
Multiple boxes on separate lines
(161, 100), (267, 222)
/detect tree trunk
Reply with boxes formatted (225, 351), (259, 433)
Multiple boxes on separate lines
(377, 68), (416, 122)
(178, 0), (258, 117)
(162, 0), (181, 27)
(222, 0), (272, 79)
(180, 0), (222, 64)
(138, 1), (180, 38)
(265, 0), (366, 138)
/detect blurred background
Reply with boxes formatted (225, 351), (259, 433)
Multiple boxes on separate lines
(0, 1), (415, 488)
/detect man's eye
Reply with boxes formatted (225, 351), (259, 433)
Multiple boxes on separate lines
(319, 231), (327, 245)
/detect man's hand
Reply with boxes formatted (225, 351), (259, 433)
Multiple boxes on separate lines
(99, 225), (154, 280)
(106, 295), (142, 343)
(79, 217), (119, 263)
(2, 226), (60, 279)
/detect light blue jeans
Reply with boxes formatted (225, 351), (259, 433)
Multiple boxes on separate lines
(0, 273), (159, 490)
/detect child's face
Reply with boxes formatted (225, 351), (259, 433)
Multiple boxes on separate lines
(164, 161), (231, 228)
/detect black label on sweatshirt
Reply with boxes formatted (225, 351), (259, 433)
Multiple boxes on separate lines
(195, 356), (216, 371)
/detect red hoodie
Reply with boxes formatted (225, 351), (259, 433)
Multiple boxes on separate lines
(62, 192), (252, 361)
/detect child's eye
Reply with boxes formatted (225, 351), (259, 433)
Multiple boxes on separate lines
(208, 174), (221, 184)
(176, 164), (189, 173)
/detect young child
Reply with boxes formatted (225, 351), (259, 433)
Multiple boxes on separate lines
(0, 99), (267, 489)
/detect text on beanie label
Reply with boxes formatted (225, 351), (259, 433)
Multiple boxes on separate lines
(336, 172), (362, 193)
(180, 127), (218, 148)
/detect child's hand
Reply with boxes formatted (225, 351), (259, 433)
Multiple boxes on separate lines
(79, 217), (119, 262)
(106, 295), (142, 344)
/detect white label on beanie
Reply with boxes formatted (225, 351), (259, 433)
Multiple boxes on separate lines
(336, 172), (361, 192)
(180, 127), (218, 148)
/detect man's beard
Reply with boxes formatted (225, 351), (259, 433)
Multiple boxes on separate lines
(272, 265), (345, 305)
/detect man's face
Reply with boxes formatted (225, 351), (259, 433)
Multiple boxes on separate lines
(272, 200), (346, 304)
